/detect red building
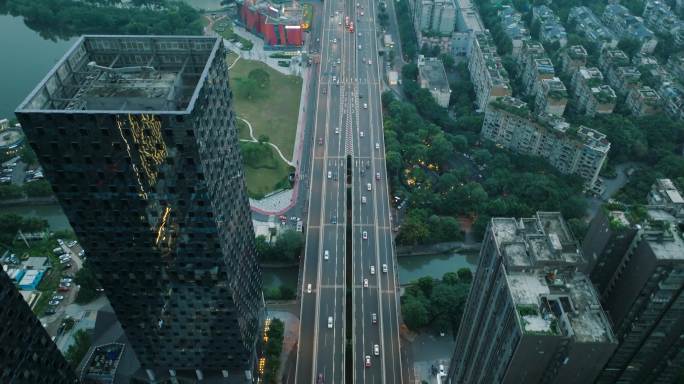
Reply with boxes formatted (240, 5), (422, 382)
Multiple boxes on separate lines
(239, 0), (304, 48)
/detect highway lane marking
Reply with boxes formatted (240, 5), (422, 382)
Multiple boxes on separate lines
(296, 0), (339, 380)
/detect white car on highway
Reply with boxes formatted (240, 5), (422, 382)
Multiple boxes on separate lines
(370, 265), (375, 275)
(375, 142), (380, 149)
(307, 283), (312, 293)
(374, 344), (379, 356)
(382, 264), (388, 273)
(367, 183), (372, 191)
(328, 316), (333, 328)
(363, 278), (369, 288)
(363, 103), (368, 109)
(324, 250), (330, 260)
(362, 231), (368, 240)
(361, 196), (367, 204)
(328, 171), (332, 179)
(335, 127), (340, 134)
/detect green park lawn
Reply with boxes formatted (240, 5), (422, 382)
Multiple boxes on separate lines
(240, 141), (294, 200)
(228, 57), (302, 160)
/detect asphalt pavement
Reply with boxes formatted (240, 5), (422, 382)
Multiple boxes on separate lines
(294, 0), (404, 382)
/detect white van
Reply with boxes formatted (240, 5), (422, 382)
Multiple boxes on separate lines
(324, 250), (330, 260)
(328, 316), (333, 328)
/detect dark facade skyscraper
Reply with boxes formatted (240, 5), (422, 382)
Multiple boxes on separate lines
(16, 36), (263, 382)
(447, 212), (616, 384)
(0, 269), (78, 383)
(582, 179), (684, 384)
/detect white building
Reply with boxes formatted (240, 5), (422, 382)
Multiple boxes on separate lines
(418, 55), (451, 108)
(482, 97), (610, 188)
(468, 31), (511, 110)
(415, 0), (456, 36)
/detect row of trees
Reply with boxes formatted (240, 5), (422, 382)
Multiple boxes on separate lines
(262, 318), (285, 384)
(401, 269), (472, 334)
(0, 180), (54, 200)
(0, 0), (203, 40)
(74, 264), (103, 304)
(0, 214), (48, 245)
(394, 0), (417, 60)
(255, 230), (304, 263)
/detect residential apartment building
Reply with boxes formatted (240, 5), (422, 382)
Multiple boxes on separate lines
(523, 57), (555, 97)
(560, 45), (587, 76)
(603, 4), (658, 53)
(415, 0), (456, 36)
(649, 178), (684, 217)
(418, 55), (451, 108)
(15, 36), (264, 382)
(582, 186), (684, 383)
(568, 7), (618, 50)
(667, 52), (684, 81)
(625, 86), (662, 116)
(659, 81), (684, 120)
(532, 5), (567, 48)
(643, 0), (684, 46)
(453, 0), (483, 55)
(535, 78), (567, 116)
(599, 48), (630, 74)
(447, 212), (617, 384)
(499, 5), (530, 57)
(468, 31), (511, 110)
(0, 270), (79, 384)
(517, 40), (546, 70)
(607, 66), (641, 96)
(481, 97), (610, 188)
(571, 67), (617, 116)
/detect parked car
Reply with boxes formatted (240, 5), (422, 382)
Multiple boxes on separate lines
(67, 241), (77, 247)
(60, 278), (73, 283)
(52, 295), (65, 301)
(44, 308), (57, 315)
(57, 286), (70, 292)
(48, 300), (61, 306)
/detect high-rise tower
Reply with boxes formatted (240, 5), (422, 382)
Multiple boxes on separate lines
(16, 35), (263, 382)
(447, 212), (616, 384)
(583, 179), (684, 384)
(0, 269), (78, 383)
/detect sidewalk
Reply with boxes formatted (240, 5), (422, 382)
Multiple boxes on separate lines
(250, 189), (294, 215)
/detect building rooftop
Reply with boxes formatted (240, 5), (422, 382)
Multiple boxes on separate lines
(533, 58), (555, 75)
(542, 78), (567, 99)
(418, 57), (450, 91)
(492, 212), (584, 269)
(579, 67), (605, 83)
(577, 126), (610, 152)
(567, 45), (588, 60)
(456, 0), (484, 32)
(16, 35), (222, 113)
(592, 85), (617, 103)
(491, 213), (615, 342)
(602, 49), (630, 67)
(643, 209), (684, 260)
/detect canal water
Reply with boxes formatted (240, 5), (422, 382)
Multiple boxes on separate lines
(2, 203), (72, 232)
(397, 252), (478, 285)
(262, 266), (299, 291)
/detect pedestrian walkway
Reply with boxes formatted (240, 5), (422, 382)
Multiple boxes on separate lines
(239, 117), (294, 166)
(250, 189), (294, 215)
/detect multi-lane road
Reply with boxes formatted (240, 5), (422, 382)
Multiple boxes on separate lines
(294, 0), (403, 382)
